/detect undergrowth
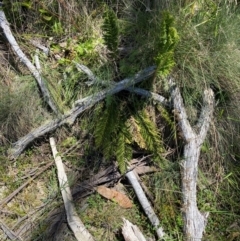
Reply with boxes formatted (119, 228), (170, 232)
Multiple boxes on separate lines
(0, 0), (240, 240)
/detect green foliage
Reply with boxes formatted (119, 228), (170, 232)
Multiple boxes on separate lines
(94, 98), (121, 159)
(115, 127), (132, 173)
(102, 8), (119, 58)
(155, 12), (179, 77)
(134, 109), (164, 154)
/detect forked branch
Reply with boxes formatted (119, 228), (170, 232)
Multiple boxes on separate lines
(169, 78), (214, 240)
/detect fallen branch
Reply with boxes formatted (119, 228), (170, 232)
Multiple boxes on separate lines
(50, 137), (95, 241)
(74, 62), (169, 106)
(0, 10), (58, 114)
(122, 218), (147, 241)
(126, 169), (164, 239)
(8, 66), (156, 159)
(169, 78), (214, 240)
(0, 221), (22, 241)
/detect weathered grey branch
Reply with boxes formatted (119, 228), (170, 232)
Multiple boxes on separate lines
(122, 218), (147, 241)
(74, 62), (169, 105)
(50, 137), (95, 241)
(8, 66), (156, 159)
(169, 78), (214, 240)
(0, 10), (58, 114)
(126, 170), (164, 239)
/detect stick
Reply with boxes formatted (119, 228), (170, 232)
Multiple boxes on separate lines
(0, 162), (54, 207)
(125, 169), (164, 238)
(0, 10), (58, 114)
(122, 218), (147, 241)
(74, 62), (169, 106)
(8, 66), (156, 159)
(169, 78), (214, 240)
(0, 221), (22, 241)
(49, 137), (95, 241)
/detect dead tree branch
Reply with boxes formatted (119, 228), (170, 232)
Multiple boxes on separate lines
(8, 66), (156, 159)
(50, 137), (95, 241)
(0, 10), (58, 114)
(126, 169), (165, 239)
(169, 78), (214, 240)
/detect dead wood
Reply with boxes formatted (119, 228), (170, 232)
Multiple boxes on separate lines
(0, 10), (58, 114)
(50, 137), (95, 241)
(169, 78), (214, 240)
(126, 169), (164, 238)
(8, 66), (156, 159)
(122, 218), (147, 241)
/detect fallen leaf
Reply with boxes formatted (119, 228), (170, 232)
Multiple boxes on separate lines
(97, 186), (132, 208)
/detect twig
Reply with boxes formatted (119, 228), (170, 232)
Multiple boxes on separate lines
(0, 10), (58, 114)
(0, 162), (54, 207)
(126, 168), (164, 238)
(0, 221), (22, 241)
(50, 137), (95, 241)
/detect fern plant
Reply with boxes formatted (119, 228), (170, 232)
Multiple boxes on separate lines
(155, 11), (180, 77)
(102, 8), (119, 58)
(92, 10), (180, 174)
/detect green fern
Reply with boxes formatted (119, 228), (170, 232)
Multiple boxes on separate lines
(134, 109), (164, 154)
(115, 125), (132, 174)
(155, 11), (179, 77)
(94, 98), (120, 158)
(157, 105), (177, 140)
(102, 8), (119, 58)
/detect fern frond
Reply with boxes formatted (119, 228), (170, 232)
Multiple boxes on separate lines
(135, 109), (164, 154)
(155, 11), (180, 77)
(157, 105), (177, 140)
(94, 97), (120, 158)
(126, 116), (146, 149)
(116, 126), (132, 174)
(102, 8), (119, 58)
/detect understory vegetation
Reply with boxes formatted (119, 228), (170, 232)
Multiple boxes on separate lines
(1, 0), (240, 240)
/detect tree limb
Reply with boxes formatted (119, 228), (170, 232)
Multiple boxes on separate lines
(0, 10), (58, 114)
(169, 78), (214, 240)
(50, 137), (95, 241)
(125, 169), (164, 239)
(74, 62), (169, 106)
(8, 66), (156, 159)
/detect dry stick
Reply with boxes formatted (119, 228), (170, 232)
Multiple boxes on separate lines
(0, 10), (58, 114)
(0, 162), (54, 207)
(8, 66), (156, 159)
(74, 62), (169, 106)
(122, 218), (147, 241)
(49, 137), (95, 241)
(0, 221), (22, 241)
(126, 169), (165, 239)
(169, 78), (214, 240)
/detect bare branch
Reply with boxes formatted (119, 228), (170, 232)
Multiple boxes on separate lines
(126, 170), (164, 239)
(8, 66), (156, 159)
(50, 137), (95, 241)
(169, 78), (214, 240)
(0, 10), (58, 114)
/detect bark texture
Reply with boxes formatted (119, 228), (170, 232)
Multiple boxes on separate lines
(170, 79), (214, 240)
